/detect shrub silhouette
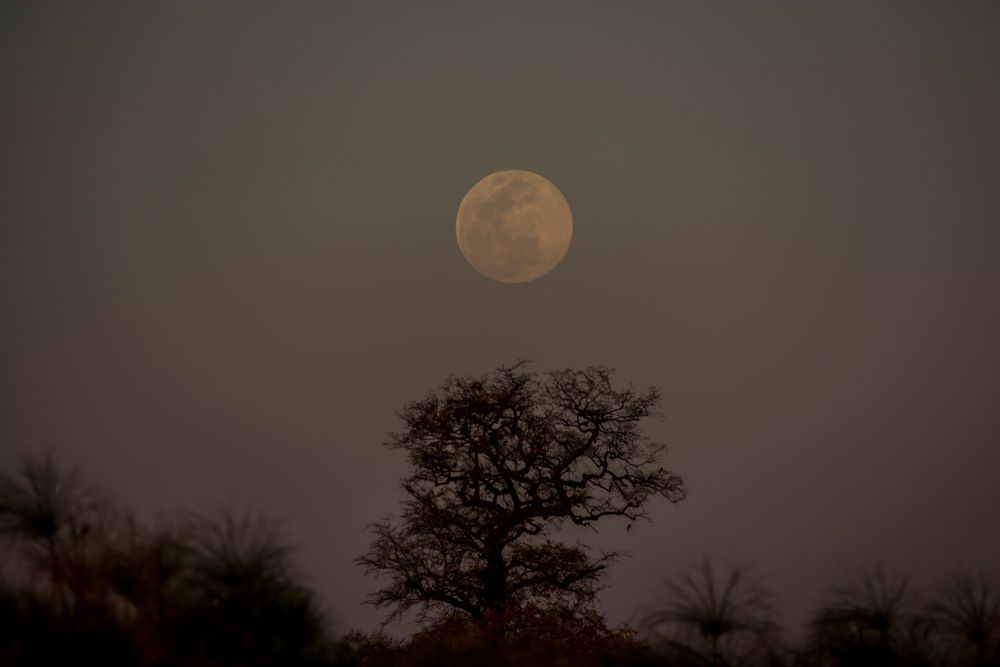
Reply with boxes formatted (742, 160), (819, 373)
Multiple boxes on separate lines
(2, 449), (996, 667)
(171, 506), (334, 666)
(335, 604), (645, 667)
(0, 453), (336, 667)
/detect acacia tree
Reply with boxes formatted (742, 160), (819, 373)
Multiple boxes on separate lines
(357, 363), (686, 630)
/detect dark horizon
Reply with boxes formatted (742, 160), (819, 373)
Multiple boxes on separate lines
(1, 446), (997, 667)
(2, 0), (999, 644)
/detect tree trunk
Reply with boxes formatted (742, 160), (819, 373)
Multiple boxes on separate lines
(46, 535), (65, 616)
(481, 547), (509, 643)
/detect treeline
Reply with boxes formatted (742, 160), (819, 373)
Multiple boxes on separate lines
(1, 452), (997, 667)
(0, 452), (334, 666)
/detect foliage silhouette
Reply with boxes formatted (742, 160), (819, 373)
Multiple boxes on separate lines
(0, 453), (336, 667)
(2, 445), (997, 666)
(924, 572), (1000, 667)
(806, 564), (916, 667)
(0, 450), (105, 618)
(336, 604), (647, 667)
(96, 514), (192, 665)
(171, 506), (334, 666)
(642, 556), (779, 667)
(357, 363), (686, 632)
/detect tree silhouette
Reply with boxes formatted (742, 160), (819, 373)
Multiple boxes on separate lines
(0, 451), (105, 618)
(924, 573), (1000, 667)
(357, 363), (686, 632)
(642, 557), (778, 667)
(97, 515), (191, 666)
(0, 452), (132, 664)
(0, 453), (338, 667)
(807, 564), (914, 667)
(173, 506), (334, 666)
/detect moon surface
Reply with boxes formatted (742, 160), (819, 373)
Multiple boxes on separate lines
(456, 170), (573, 283)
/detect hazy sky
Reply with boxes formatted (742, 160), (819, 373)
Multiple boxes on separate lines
(2, 1), (999, 636)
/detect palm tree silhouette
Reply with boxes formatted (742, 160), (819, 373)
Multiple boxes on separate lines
(925, 572), (1000, 667)
(0, 451), (98, 616)
(808, 563), (911, 667)
(175, 506), (333, 666)
(643, 556), (778, 667)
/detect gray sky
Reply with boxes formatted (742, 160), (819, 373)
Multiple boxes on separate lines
(2, 1), (999, 637)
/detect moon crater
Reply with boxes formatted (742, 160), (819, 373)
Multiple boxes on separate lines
(456, 170), (573, 283)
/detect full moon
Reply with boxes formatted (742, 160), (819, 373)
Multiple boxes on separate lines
(456, 170), (573, 283)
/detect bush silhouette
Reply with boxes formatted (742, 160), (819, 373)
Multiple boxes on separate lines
(2, 447), (997, 667)
(0, 453), (336, 667)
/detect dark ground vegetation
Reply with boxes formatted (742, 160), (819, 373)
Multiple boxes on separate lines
(2, 365), (997, 666)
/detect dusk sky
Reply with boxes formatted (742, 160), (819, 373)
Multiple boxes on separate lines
(2, 1), (999, 636)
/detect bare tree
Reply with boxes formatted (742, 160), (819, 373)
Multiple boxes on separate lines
(357, 363), (686, 630)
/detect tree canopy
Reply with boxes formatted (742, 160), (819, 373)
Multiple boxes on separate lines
(357, 363), (687, 628)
